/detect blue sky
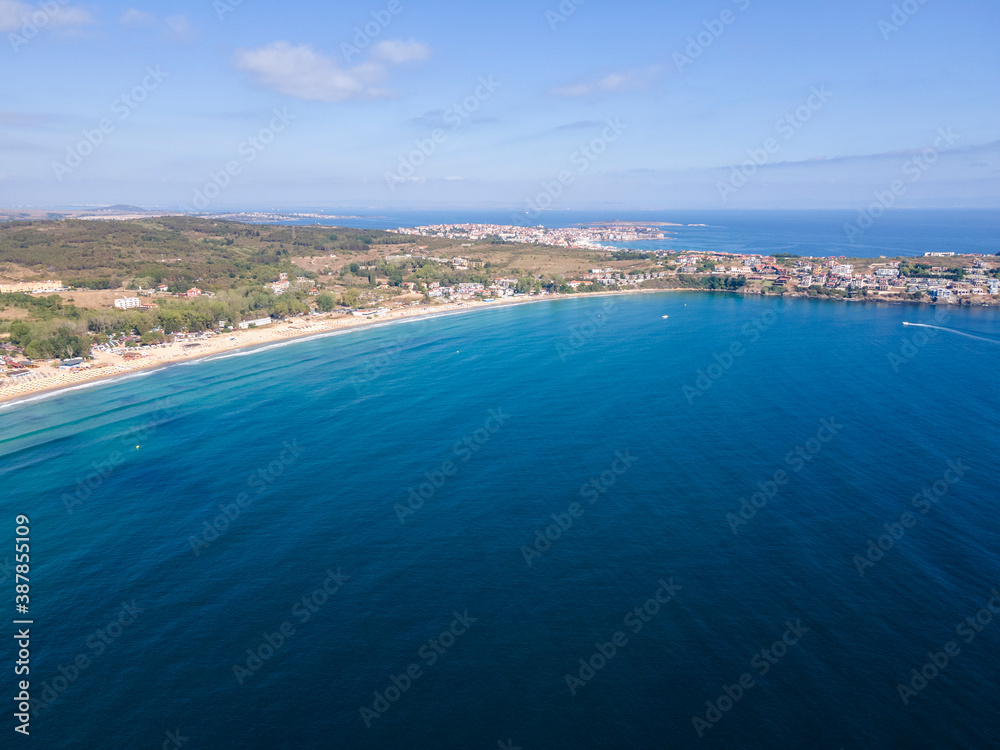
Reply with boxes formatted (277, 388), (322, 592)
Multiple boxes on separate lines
(1, 0), (998, 210)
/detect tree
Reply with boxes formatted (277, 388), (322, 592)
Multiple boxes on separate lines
(49, 326), (86, 358)
(515, 277), (539, 294)
(8, 321), (30, 346)
(315, 293), (336, 312)
(25, 340), (53, 359)
(341, 288), (361, 308)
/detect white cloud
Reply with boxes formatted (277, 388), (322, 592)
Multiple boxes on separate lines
(234, 39), (429, 103)
(371, 39), (430, 64)
(0, 0), (93, 32)
(119, 8), (193, 42)
(50, 5), (89, 26)
(549, 67), (660, 97)
(119, 8), (157, 28)
(163, 14), (191, 40)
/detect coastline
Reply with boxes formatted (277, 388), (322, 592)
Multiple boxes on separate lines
(0, 287), (973, 410)
(0, 293), (608, 409)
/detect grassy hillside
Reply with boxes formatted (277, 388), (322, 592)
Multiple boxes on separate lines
(0, 217), (410, 290)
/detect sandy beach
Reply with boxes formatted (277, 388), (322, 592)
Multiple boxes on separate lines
(0, 294), (598, 408)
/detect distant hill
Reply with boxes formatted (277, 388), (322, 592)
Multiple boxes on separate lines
(98, 204), (148, 212)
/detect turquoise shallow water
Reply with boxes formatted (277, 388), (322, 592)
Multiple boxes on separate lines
(1, 292), (999, 749)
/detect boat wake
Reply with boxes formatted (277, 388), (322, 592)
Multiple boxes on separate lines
(902, 322), (1000, 345)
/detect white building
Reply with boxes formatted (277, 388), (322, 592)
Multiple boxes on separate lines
(239, 317), (273, 329)
(114, 297), (142, 309)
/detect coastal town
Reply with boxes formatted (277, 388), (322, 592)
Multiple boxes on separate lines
(387, 223), (1000, 300)
(391, 221), (674, 247)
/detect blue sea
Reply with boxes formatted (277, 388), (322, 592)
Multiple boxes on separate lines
(272, 208), (1000, 259)
(2, 293), (1000, 749)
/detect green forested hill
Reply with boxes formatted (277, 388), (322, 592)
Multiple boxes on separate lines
(0, 217), (408, 290)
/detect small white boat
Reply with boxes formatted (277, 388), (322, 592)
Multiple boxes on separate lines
(662, 315), (669, 319)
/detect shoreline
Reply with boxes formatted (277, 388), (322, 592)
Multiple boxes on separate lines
(0, 288), (982, 410)
(0, 292), (611, 409)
